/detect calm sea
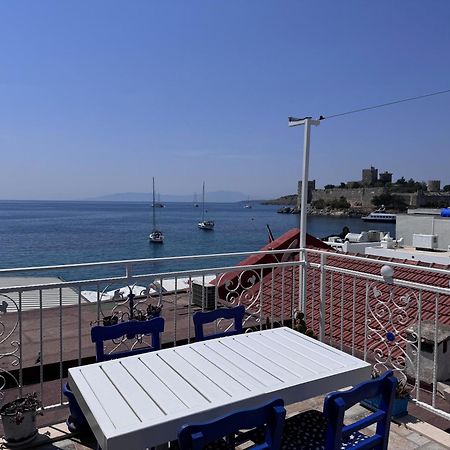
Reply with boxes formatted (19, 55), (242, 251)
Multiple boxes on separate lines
(0, 201), (395, 281)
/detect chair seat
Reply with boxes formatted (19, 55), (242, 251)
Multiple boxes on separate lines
(203, 438), (233, 450)
(171, 437), (233, 449)
(281, 410), (370, 450)
(281, 410), (327, 450)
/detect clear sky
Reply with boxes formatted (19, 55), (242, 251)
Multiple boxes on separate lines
(1, 1), (450, 200)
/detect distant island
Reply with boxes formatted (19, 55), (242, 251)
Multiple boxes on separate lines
(88, 191), (247, 203)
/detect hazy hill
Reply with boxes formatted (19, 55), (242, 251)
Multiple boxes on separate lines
(90, 191), (247, 203)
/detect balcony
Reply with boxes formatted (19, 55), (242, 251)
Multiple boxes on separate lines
(0, 229), (449, 448)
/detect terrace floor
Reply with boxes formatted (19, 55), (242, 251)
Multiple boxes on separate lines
(3, 395), (449, 450)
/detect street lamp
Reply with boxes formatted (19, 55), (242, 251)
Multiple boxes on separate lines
(288, 116), (320, 311)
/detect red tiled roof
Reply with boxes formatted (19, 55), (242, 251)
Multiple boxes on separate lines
(217, 229), (450, 356)
(214, 228), (330, 301)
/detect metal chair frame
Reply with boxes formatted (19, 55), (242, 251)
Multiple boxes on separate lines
(178, 398), (286, 450)
(91, 316), (164, 362)
(193, 305), (245, 342)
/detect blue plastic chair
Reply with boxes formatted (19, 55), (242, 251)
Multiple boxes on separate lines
(178, 398), (286, 450)
(63, 382), (90, 433)
(65, 317), (165, 433)
(281, 370), (397, 450)
(193, 305), (245, 342)
(91, 316), (165, 362)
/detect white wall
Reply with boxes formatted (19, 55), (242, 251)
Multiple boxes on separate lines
(396, 214), (450, 250)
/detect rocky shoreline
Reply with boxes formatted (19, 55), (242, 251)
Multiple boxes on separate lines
(276, 206), (373, 217)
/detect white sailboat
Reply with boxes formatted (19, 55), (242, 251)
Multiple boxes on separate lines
(149, 177), (164, 243)
(244, 195), (252, 208)
(198, 182), (214, 230)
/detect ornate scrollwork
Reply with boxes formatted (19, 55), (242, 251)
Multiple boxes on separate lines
(215, 269), (262, 332)
(0, 293), (21, 400)
(94, 280), (162, 324)
(366, 284), (418, 383)
(92, 281), (163, 356)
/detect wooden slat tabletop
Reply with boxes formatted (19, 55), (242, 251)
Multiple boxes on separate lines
(69, 327), (371, 449)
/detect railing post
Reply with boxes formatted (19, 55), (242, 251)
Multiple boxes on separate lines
(125, 263), (133, 280)
(299, 250), (307, 313)
(319, 253), (326, 342)
(18, 291), (23, 397)
(415, 290), (422, 402)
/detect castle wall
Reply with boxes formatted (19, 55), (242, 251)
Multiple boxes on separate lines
(311, 187), (386, 208)
(417, 193), (450, 207)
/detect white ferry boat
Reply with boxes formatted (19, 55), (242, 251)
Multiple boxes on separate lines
(362, 207), (396, 223)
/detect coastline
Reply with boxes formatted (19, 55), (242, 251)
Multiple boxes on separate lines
(275, 206), (401, 218)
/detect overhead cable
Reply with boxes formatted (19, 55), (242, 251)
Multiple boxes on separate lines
(320, 88), (450, 120)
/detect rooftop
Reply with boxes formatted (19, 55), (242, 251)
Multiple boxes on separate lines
(366, 246), (450, 265)
(0, 229), (449, 446)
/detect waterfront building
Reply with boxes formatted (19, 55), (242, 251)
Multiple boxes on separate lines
(396, 208), (450, 250)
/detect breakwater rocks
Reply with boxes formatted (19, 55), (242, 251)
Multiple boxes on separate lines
(277, 206), (298, 214)
(277, 206), (367, 217)
(311, 208), (365, 217)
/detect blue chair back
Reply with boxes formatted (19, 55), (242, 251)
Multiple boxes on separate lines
(323, 370), (397, 450)
(91, 317), (164, 362)
(193, 305), (245, 342)
(178, 398), (286, 450)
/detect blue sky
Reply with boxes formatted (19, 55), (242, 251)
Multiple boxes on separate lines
(1, 1), (450, 200)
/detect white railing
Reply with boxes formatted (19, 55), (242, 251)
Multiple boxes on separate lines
(303, 248), (450, 421)
(0, 248), (302, 411)
(0, 247), (449, 421)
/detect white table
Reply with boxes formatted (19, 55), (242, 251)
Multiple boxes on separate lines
(68, 327), (371, 449)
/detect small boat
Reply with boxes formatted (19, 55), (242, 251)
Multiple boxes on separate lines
(362, 206), (396, 223)
(198, 219), (215, 230)
(198, 182), (214, 230)
(244, 196), (252, 208)
(149, 229), (164, 242)
(149, 177), (164, 243)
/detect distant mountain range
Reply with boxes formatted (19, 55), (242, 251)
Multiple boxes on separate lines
(89, 191), (248, 203)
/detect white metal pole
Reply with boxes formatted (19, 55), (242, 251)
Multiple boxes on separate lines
(299, 118), (312, 251)
(299, 120), (311, 314)
(288, 117), (320, 313)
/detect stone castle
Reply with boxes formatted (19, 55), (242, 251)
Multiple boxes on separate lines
(297, 167), (450, 210)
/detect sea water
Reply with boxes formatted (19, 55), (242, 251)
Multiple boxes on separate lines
(0, 201), (395, 280)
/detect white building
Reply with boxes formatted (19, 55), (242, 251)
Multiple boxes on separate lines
(396, 209), (450, 251)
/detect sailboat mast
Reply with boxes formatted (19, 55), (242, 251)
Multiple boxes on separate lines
(152, 177), (156, 228)
(202, 181), (205, 221)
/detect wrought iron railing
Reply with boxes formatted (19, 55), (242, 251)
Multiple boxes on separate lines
(0, 248), (301, 410)
(303, 248), (450, 420)
(0, 247), (449, 421)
